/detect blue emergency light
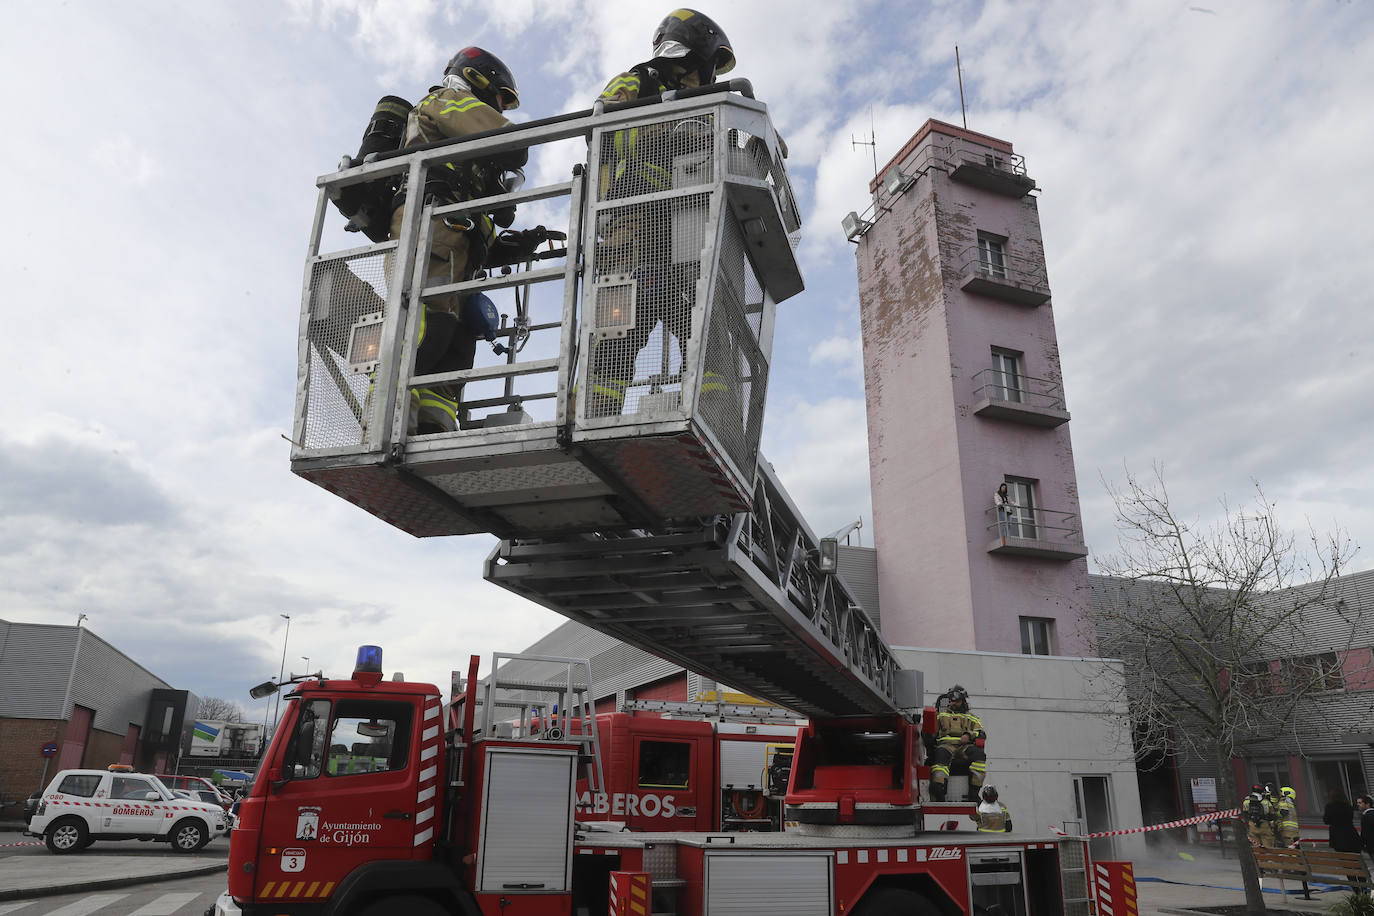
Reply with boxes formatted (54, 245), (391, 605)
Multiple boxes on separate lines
(355, 645), (384, 674)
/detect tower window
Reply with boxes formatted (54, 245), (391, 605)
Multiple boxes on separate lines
(991, 348), (1024, 403)
(1003, 476), (1038, 538)
(1020, 617), (1055, 655)
(978, 233), (1007, 279)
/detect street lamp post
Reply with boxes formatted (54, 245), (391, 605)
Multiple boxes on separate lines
(271, 614), (291, 733)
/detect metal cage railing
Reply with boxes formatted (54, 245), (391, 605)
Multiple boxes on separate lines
(291, 84), (803, 538)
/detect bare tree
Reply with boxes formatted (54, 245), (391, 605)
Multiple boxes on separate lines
(1088, 465), (1364, 916)
(197, 696), (248, 722)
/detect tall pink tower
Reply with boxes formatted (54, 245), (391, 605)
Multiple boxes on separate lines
(847, 120), (1091, 655)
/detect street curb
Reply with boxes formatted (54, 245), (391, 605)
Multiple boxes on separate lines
(0, 861), (228, 902)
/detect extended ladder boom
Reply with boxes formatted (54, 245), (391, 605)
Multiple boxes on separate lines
(486, 457), (916, 719)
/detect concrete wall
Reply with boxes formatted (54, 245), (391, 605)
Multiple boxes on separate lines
(897, 645), (1145, 860)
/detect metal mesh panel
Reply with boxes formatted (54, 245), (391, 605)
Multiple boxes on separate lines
(726, 128), (771, 181)
(597, 114), (715, 203)
(725, 127), (800, 236)
(1062, 870), (1089, 906)
(697, 215), (768, 478)
(1058, 838), (1086, 869)
(301, 251), (392, 450)
(585, 192), (709, 420)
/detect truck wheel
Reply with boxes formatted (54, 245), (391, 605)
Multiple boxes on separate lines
(170, 818), (208, 853)
(852, 886), (941, 916)
(45, 817), (89, 855)
(358, 895), (447, 916)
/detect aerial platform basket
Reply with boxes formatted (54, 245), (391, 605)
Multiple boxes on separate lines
(290, 83), (802, 537)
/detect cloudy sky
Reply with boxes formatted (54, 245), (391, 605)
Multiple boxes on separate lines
(3, 1), (1371, 720)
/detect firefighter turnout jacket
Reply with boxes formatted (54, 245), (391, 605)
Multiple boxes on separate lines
(386, 75), (522, 433)
(972, 800), (1013, 833)
(1275, 797), (1300, 846)
(388, 75), (514, 295)
(1244, 793), (1275, 846)
(936, 710), (987, 746)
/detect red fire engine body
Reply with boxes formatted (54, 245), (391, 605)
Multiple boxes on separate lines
(216, 650), (1093, 916)
(573, 706), (798, 834)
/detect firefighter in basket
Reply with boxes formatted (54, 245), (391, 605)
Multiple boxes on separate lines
(385, 47), (529, 434)
(970, 785), (1013, 833)
(585, 9), (736, 418)
(1244, 784), (1274, 847)
(928, 685), (987, 802)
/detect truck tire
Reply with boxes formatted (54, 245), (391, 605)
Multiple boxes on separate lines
(170, 818), (208, 853)
(852, 886), (941, 916)
(45, 817), (89, 855)
(357, 895), (447, 916)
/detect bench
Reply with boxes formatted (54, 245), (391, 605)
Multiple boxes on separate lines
(1253, 846), (1370, 899)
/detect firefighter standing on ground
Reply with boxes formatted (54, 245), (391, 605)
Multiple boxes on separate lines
(970, 785), (1013, 833)
(1275, 786), (1301, 847)
(388, 47), (526, 433)
(928, 686), (988, 802)
(1244, 784), (1275, 847)
(586, 8), (736, 417)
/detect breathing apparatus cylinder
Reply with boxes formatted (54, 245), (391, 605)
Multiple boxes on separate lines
(333, 95), (413, 243)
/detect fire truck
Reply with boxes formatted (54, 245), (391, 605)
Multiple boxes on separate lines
(214, 81), (1104, 915)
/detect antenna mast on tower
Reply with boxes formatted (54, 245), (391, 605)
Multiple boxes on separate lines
(850, 105), (878, 176)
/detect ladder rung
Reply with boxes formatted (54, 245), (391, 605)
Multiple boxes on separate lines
(491, 678), (591, 692)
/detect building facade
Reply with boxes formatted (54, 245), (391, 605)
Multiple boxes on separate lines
(850, 119), (1091, 656)
(1090, 569), (1374, 832)
(0, 620), (196, 807)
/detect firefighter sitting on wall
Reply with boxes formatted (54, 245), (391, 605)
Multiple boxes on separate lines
(585, 8), (736, 418)
(388, 46), (527, 434)
(970, 785), (1013, 833)
(1244, 784), (1274, 847)
(928, 685), (987, 802)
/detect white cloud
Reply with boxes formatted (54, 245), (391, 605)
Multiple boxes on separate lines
(808, 334), (863, 378)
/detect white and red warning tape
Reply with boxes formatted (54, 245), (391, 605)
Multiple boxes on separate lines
(1051, 808), (1241, 839)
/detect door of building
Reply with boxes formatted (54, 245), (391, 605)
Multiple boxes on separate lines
(1073, 774), (1116, 861)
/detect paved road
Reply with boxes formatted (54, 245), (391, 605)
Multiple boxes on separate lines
(0, 873), (227, 915)
(0, 830), (226, 908)
(0, 831), (228, 860)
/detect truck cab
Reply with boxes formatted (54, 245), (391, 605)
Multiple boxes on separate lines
(226, 651), (453, 911)
(221, 646), (585, 916)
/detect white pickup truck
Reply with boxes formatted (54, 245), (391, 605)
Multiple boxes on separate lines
(26, 765), (227, 854)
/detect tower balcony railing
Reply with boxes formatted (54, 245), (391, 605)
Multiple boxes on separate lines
(984, 505), (1088, 560)
(933, 140), (1035, 197)
(971, 369), (1070, 427)
(956, 246), (1051, 306)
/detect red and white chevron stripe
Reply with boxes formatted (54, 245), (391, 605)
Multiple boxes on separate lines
(413, 694), (443, 849)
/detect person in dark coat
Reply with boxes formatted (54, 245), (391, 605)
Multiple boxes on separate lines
(1358, 795), (1374, 862)
(1325, 789), (1361, 852)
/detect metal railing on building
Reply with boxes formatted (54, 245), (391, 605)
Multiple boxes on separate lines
(971, 368), (1066, 411)
(985, 504), (1088, 560)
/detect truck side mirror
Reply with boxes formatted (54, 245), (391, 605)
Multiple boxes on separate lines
(250, 680), (280, 700)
